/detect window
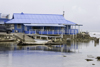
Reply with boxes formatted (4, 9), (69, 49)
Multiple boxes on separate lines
(32, 27), (40, 29)
(46, 27), (51, 31)
(17, 24), (21, 29)
(11, 24), (14, 29)
(5, 24), (14, 29)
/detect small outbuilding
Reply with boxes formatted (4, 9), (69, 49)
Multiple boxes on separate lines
(0, 13), (10, 25)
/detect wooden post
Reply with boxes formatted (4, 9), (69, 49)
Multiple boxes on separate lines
(35, 35), (37, 39)
(42, 27), (44, 34)
(70, 26), (71, 35)
(23, 34), (25, 41)
(40, 30), (42, 34)
(72, 26), (74, 39)
(57, 30), (58, 34)
(47, 37), (48, 40)
(52, 30), (53, 34)
(40, 36), (41, 39)
(35, 29), (36, 34)
(67, 25), (68, 34)
(47, 30), (48, 34)
(52, 30), (54, 34)
(43, 27), (44, 31)
(58, 30), (59, 35)
(60, 38), (62, 41)
(75, 25), (77, 38)
(55, 37), (56, 42)
(29, 30), (30, 34)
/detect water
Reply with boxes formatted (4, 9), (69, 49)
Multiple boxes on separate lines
(0, 32), (100, 67)
(89, 32), (100, 38)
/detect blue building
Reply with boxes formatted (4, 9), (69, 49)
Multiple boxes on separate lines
(5, 13), (82, 35)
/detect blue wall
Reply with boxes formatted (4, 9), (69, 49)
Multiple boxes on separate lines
(12, 24), (24, 33)
(12, 24), (78, 35)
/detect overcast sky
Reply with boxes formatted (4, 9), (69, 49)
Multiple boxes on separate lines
(0, 0), (100, 32)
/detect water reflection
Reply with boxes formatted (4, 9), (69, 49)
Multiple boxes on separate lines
(0, 42), (17, 51)
(0, 39), (92, 53)
(0, 40), (100, 67)
(0, 40), (83, 53)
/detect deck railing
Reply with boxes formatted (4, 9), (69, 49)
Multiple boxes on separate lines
(25, 29), (65, 34)
(39, 30), (65, 35)
(65, 29), (78, 35)
(25, 29), (78, 35)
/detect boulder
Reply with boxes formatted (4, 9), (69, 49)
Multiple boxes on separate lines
(85, 59), (93, 61)
(96, 56), (100, 59)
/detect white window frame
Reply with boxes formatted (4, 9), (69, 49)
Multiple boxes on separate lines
(17, 24), (21, 29)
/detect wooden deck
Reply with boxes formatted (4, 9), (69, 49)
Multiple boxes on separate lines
(27, 34), (63, 41)
(12, 33), (51, 45)
(0, 33), (62, 45)
(13, 33), (35, 42)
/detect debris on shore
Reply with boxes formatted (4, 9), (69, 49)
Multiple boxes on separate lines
(92, 64), (95, 65)
(85, 59), (93, 61)
(0, 31), (99, 46)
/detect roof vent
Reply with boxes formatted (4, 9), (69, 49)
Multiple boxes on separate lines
(21, 12), (24, 14)
(63, 11), (65, 17)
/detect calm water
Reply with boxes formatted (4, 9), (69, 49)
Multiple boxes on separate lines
(0, 32), (100, 67)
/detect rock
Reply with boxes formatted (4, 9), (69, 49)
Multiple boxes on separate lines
(85, 59), (93, 61)
(63, 55), (66, 57)
(95, 38), (99, 43)
(96, 56), (100, 60)
(92, 64), (95, 65)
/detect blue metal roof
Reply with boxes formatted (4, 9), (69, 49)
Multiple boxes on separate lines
(6, 13), (76, 25)
(0, 18), (10, 24)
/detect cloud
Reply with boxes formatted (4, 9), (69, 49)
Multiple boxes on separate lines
(72, 6), (86, 14)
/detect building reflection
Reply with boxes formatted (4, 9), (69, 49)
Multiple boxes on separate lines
(0, 40), (93, 53)
(0, 41), (80, 53)
(17, 41), (79, 53)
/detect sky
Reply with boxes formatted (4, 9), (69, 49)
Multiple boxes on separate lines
(0, 0), (100, 32)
